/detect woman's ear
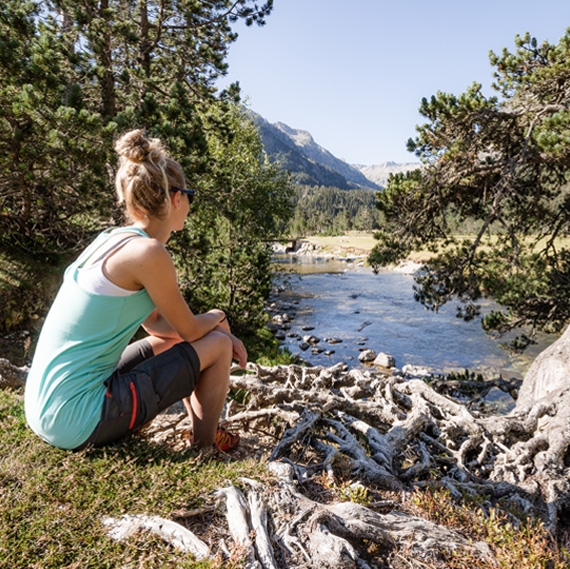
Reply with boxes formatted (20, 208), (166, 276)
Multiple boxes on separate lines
(171, 190), (182, 209)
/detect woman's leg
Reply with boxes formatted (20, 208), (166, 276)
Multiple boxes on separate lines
(145, 331), (233, 448)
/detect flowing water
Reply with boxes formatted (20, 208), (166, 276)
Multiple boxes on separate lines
(272, 256), (557, 380)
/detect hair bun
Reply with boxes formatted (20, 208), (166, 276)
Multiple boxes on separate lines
(114, 129), (165, 164)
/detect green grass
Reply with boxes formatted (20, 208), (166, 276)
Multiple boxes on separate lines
(411, 486), (570, 568)
(0, 388), (263, 568)
(243, 326), (294, 367)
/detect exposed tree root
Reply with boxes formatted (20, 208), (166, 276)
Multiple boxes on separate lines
(102, 513), (210, 560)
(130, 346), (570, 566)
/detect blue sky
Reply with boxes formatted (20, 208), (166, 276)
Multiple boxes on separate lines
(219, 0), (570, 165)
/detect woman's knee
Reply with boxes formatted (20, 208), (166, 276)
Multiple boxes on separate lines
(192, 330), (233, 370)
(208, 330), (233, 354)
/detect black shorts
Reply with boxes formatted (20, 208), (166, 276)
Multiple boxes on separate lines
(76, 339), (200, 449)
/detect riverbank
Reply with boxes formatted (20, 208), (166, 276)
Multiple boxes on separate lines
(297, 232), (433, 263)
(297, 232), (570, 263)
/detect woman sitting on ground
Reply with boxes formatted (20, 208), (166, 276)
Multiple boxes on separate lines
(25, 129), (246, 452)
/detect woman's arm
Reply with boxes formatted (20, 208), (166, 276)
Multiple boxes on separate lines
(142, 308), (224, 338)
(115, 238), (225, 342)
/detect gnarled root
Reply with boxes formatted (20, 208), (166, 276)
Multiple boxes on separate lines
(117, 356), (570, 565)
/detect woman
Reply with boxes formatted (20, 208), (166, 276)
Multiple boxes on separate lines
(24, 129), (246, 451)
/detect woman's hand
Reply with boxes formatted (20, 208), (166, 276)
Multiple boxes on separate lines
(209, 312), (247, 367)
(229, 334), (248, 368)
(213, 315), (247, 367)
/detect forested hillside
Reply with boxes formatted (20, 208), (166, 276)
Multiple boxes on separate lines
(289, 185), (382, 236)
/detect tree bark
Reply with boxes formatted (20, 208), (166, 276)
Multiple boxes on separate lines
(516, 323), (570, 408)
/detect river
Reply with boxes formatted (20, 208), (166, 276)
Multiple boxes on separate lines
(272, 256), (558, 381)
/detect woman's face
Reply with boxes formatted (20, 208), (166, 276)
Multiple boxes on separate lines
(172, 189), (191, 231)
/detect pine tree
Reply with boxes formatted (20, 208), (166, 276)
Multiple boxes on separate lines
(0, 0), (293, 340)
(370, 31), (570, 347)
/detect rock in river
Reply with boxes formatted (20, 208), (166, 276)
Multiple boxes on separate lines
(358, 349), (376, 363)
(374, 352), (396, 368)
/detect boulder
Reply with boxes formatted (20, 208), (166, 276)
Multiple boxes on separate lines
(358, 349), (376, 363)
(374, 352), (396, 368)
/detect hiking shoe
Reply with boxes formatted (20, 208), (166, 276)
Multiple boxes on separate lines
(214, 427), (240, 452)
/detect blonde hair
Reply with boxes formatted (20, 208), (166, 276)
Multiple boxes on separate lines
(114, 129), (185, 221)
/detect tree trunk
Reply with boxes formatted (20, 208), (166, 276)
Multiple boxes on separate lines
(516, 323), (570, 408)
(98, 0), (116, 118)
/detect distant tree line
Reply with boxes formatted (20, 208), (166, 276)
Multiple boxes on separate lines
(0, 0), (294, 346)
(288, 185), (382, 236)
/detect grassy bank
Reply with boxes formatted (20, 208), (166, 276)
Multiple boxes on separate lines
(302, 232), (377, 255)
(300, 231), (432, 262)
(0, 389), (265, 568)
(1, 385), (567, 568)
(301, 232), (570, 263)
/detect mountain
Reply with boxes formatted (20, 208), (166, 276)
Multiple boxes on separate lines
(250, 112), (383, 191)
(251, 112), (421, 190)
(354, 162), (420, 188)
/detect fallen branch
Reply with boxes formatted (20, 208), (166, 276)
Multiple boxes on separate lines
(102, 514), (209, 560)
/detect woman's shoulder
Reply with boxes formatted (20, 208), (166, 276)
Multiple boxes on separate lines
(115, 232), (170, 268)
(108, 227), (163, 250)
(100, 229), (173, 290)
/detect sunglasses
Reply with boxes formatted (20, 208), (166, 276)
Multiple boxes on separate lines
(170, 187), (195, 204)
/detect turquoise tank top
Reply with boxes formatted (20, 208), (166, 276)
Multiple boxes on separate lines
(24, 227), (155, 449)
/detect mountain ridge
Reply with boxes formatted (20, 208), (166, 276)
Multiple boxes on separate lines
(354, 161), (420, 188)
(250, 111), (420, 190)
